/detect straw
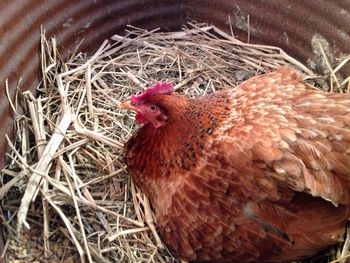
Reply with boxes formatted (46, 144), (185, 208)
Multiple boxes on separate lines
(1, 22), (349, 262)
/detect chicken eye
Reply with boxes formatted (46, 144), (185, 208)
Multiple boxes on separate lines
(149, 105), (158, 111)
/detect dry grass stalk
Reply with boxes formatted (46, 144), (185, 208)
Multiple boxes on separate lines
(1, 22), (350, 262)
(17, 108), (73, 232)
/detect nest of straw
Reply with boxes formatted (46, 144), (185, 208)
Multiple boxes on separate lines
(1, 22), (349, 263)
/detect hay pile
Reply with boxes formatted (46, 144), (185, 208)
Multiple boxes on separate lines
(0, 22), (349, 262)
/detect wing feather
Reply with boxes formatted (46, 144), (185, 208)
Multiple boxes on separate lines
(222, 67), (350, 205)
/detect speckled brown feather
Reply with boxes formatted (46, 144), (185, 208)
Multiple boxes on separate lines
(125, 67), (350, 262)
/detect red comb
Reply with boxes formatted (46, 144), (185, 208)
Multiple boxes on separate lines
(131, 82), (174, 105)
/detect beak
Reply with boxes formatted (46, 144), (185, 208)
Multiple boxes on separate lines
(121, 101), (136, 111)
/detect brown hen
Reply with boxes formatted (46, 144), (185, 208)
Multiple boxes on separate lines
(123, 67), (350, 262)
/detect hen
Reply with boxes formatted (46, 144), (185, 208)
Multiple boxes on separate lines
(122, 67), (350, 262)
